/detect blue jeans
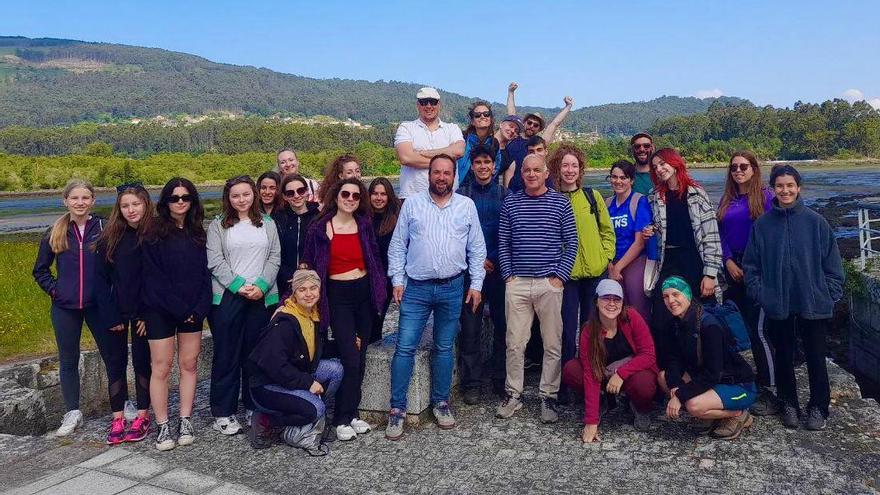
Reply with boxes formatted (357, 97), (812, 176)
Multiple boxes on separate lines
(390, 274), (465, 411)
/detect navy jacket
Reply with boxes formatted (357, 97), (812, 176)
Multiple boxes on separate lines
(743, 198), (844, 320)
(272, 202), (320, 292)
(247, 312), (324, 391)
(141, 227), (212, 323)
(457, 179), (506, 265)
(94, 225), (143, 330)
(33, 216), (104, 309)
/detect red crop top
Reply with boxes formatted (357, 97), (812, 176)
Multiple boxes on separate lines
(328, 221), (366, 275)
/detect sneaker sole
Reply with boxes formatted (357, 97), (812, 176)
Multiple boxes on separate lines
(495, 402), (523, 419)
(156, 440), (176, 451)
(124, 432), (148, 443)
(385, 430), (404, 441)
(177, 435), (194, 446)
(212, 424), (241, 436)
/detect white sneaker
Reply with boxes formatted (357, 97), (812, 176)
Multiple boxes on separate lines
(335, 424), (357, 441)
(56, 410), (83, 437)
(245, 409), (254, 427)
(350, 418), (371, 434)
(123, 400), (138, 421)
(211, 416), (242, 435)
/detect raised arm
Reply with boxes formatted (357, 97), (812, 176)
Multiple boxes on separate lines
(542, 96), (573, 144)
(507, 82), (518, 116)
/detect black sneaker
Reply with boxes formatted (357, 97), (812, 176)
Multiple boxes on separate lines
(463, 387), (480, 405)
(781, 404), (800, 429)
(248, 411), (274, 449)
(804, 406), (827, 431)
(750, 389), (781, 416)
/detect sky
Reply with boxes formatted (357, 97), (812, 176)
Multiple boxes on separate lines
(2, 0), (878, 110)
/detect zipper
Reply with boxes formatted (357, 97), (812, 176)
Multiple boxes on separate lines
(295, 216), (301, 267)
(73, 221), (84, 309)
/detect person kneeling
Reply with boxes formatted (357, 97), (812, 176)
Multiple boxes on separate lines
(658, 276), (757, 440)
(246, 269), (343, 455)
(562, 279), (657, 443)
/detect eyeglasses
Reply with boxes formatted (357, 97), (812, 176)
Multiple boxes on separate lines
(598, 295), (623, 304)
(729, 163), (751, 172)
(606, 174), (629, 182)
(282, 186), (308, 198)
(340, 190), (361, 201)
(418, 98), (439, 106)
(632, 143), (653, 150)
(169, 194), (193, 203)
(471, 111), (492, 119)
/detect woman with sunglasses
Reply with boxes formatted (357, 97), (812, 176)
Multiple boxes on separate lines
(93, 183), (154, 444)
(302, 178), (387, 441)
(207, 175), (281, 436)
(716, 151), (776, 415)
(456, 101), (502, 187)
(604, 160), (653, 319)
(142, 178), (212, 451)
(562, 279), (657, 443)
(257, 171), (284, 215)
(368, 177), (401, 343)
(274, 173), (321, 293)
(642, 148), (722, 367)
(318, 154), (362, 208)
(33, 179), (104, 437)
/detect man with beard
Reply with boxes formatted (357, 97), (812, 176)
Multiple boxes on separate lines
(630, 133), (656, 195)
(385, 155), (486, 440)
(506, 82), (574, 143)
(394, 88), (465, 199)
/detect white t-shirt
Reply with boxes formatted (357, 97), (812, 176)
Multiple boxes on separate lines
(394, 118), (464, 198)
(227, 218), (269, 283)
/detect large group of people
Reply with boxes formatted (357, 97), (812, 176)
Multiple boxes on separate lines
(32, 86), (844, 455)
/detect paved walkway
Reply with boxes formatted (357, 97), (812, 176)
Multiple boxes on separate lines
(3, 363), (880, 495)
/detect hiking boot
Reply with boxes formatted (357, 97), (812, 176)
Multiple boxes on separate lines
(178, 416), (195, 446)
(433, 401), (456, 429)
(106, 417), (127, 445)
(750, 389), (781, 416)
(540, 397), (559, 424)
(350, 418), (371, 435)
(463, 387), (480, 405)
(495, 395), (523, 419)
(124, 416), (150, 443)
(56, 410), (83, 437)
(712, 411), (754, 440)
(781, 405), (800, 429)
(211, 416), (242, 436)
(155, 421), (175, 451)
(385, 408), (406, 441)
(690, 418), (717, 435)
(248, 411), (274, 449)
(630, 401), (652, 432)
(804, 406), (827, 431)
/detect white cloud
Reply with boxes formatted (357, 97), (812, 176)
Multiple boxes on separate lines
(841, 89), (865, 102)
(694, 88), (724, 99)
(869, 98), (880, 110)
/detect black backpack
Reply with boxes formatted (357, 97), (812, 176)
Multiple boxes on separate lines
(581, 187), (601, 226)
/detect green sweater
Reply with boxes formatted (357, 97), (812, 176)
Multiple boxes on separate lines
(563, 188), (617, 279)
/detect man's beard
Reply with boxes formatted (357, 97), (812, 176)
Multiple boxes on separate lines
(430, 182), (451, 196)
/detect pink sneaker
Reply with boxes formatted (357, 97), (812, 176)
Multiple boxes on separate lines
(124, 416), (151, 443)
(106, 417), (127, 445)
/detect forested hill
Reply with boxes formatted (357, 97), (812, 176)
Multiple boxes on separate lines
(0, 36), (743, 133)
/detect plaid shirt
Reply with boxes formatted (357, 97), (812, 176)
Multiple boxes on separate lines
(647, 186), (723, 290)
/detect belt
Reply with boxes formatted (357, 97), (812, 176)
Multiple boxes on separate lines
(412, 272), (464, 285)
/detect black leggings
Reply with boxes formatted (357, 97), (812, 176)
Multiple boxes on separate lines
(50, 305), (101, 412)
(724, 264), (774, 388)
(92, 318), (152, 412)
(327, 276), (374, 426)
(766, 316), (830, 417)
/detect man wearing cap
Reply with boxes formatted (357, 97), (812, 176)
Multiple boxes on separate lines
(385, 154), (486, 440)
(394, 87), (465, 200)
(630, 133), (655, 195)
(506, 82), (574, 143)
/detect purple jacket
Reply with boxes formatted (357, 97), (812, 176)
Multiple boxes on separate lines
(719, 187), (773, 262)
(302, 213), (388, 331)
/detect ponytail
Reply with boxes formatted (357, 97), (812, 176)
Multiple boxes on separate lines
(49, 213), (72, 254)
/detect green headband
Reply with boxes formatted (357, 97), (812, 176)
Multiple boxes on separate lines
(661, 276), (692, 301)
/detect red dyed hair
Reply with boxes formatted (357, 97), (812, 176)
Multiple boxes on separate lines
(650, 148), (701, 201)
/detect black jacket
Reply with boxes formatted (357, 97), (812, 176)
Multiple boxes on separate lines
(141, 227), (212, 322)
(94, 226), (144, 331)
(247, 312), (324, 391)
(665, 305), (755, 403)
(272, 203), (320, 291)
(33, 216), (104, 309)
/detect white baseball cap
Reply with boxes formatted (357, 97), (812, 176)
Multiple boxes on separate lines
(596, 279), (624, 298)
(416, 87), (441, 100)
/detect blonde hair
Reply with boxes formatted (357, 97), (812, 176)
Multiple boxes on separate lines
(49, 179), (95, 253)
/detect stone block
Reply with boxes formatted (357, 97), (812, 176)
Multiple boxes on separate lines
(0, 378), (50, 436)
(38, 471), (138, 495)
(101, 453), (167, 480)
(149, 468), (221, 494)
(77, 447), (132, 469)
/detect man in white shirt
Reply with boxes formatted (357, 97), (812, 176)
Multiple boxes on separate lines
(394, 87), (465, 199)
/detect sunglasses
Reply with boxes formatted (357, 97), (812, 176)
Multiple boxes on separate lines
(525, 120), (542, 128)
(418, 98), (439, 106)
(340, 190), (361, 201)
(632, 143), (653, 150)
(169, 194), (193, 203)
(729, 163), (751, 172)
(283, 186), (309, 198)
(471, 111), (492, 119)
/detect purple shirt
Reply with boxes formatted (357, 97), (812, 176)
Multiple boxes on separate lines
(719, 187), (773, 261)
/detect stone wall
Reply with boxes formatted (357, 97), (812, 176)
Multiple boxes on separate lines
(850, 273), (880, 384)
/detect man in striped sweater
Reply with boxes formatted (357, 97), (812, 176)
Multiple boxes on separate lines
(496, 153), (579, 423)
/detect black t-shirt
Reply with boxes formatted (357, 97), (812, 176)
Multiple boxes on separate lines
(605, 329), (634, 364)
(665, 191), (694, 249)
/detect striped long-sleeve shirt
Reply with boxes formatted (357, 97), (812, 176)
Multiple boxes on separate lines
(498, 189), (579, 282)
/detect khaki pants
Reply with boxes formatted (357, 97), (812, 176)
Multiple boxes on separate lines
(504, 276), (564, 399)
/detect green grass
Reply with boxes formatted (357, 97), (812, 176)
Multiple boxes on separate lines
(0, 237), (95, 362)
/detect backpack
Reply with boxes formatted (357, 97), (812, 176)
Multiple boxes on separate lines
(604, 191), (643, 224)
(700, 300), (751, 353)
(581, 187), (602, 227)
